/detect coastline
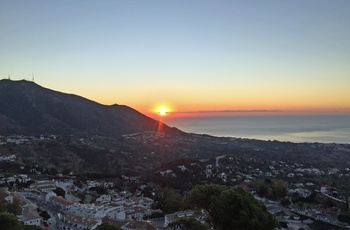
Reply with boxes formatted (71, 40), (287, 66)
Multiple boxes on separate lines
(162, 114), (350, 144)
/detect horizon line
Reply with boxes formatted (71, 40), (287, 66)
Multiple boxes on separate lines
(169, 110), (284, 114)
(154, 109), (350, 117)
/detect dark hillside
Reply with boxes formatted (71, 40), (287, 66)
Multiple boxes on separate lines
(0, 79), (181, 137)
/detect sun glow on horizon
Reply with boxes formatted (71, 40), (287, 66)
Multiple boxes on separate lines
(159, 108), (167, 116)
(155, 105), (171, 116)
(146, 106), (350, 119)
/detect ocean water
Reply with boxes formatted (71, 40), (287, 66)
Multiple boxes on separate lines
(163, 115), (350, 144)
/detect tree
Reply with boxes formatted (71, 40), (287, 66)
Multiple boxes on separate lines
(23, 226), (42, 230)
(0, 212), (23, 230)
(39, 210), (51, 221)
(47, 167), (58, 175)
(53, 187), (65, 198)
(89, 186), (108, 195)
(252, 178), (287, 200)
(153, 187), (184, 214)
(187, 184), (277, 230)
(96, 223), (121, 230)
(0, 189), (21, 215)
(168, 217), (208, 230)
(6, 197), (21, 215)
(163, 188), (184, 214)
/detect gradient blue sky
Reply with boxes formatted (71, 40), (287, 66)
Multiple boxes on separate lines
(1, 1), (349, 116)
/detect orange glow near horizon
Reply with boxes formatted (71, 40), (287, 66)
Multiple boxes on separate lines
(71, 82), (350, 119)
(144, 106), (350, 119)
(153, 104), (173, 117)
(92, 93), (350, 118)
(100, 98), (350, 117)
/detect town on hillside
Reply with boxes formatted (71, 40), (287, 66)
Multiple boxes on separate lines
(1, 134), (350, 229)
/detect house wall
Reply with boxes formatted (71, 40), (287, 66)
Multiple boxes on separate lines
(23, 218), (41, 226)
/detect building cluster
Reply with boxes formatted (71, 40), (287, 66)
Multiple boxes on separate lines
(2, 175), (205, 230)
(3, 191), (42, 226)
(0, 134), (59, 145)
(49, 193), (158, 229)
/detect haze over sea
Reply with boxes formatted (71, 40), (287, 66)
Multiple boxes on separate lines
(164, 115), (350, 144)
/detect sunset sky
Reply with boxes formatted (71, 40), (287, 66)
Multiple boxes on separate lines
(1, 1), (349, 117)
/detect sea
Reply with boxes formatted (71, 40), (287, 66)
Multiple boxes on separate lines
(162, 115), (350, 144)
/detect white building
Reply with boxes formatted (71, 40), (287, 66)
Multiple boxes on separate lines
(20, 212), (42, 226)
(164, 210), (207, 227)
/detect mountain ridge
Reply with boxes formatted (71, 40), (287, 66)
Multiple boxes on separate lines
(0, 79), (181, 137)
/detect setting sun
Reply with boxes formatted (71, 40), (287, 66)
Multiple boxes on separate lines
(158, 107), (168, 116)
(153, 104), (173, 117)
(147, 103), (175, 118)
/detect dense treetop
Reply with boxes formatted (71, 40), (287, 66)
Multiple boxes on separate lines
(96, 223), (121, 230)
(187, 184), (277, 230)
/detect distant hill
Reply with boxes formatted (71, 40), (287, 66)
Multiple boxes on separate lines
(0, 79), (181, 137)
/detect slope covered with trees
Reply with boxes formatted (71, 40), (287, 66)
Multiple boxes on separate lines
(187, 184), (277, 230)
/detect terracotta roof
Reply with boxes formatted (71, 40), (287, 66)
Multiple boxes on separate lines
(123, 220), (156, 230)
(51, 196), (73, 206)
(63, 213), (98, 227)
(126, 206), (147, 214)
